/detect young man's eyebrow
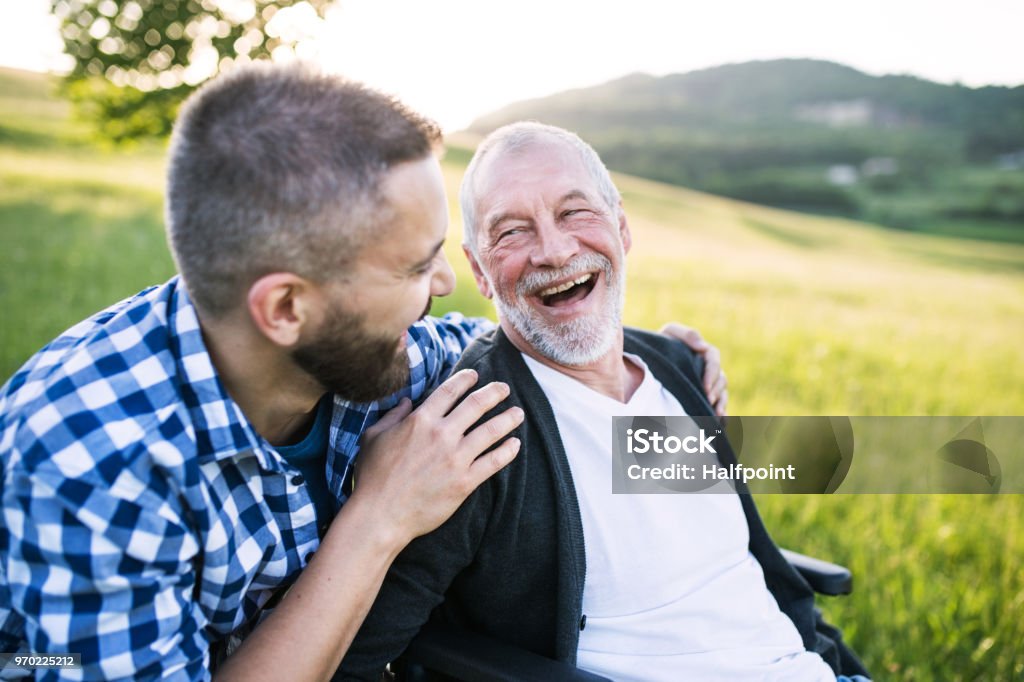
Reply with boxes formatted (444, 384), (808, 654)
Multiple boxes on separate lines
(411, 238), (445, 270)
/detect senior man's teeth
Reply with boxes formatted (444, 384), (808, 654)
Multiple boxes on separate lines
(538, 273), (593, 297)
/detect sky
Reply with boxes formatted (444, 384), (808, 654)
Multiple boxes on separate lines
(2, 0), (1022, 131)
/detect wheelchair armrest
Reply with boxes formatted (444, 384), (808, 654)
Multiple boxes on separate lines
(401, 622), (612, 682)
(780, 548), (852, 596)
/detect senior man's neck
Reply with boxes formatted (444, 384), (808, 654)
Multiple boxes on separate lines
(504, 324), (644, 404)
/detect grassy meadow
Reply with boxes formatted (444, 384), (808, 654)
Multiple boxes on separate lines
(1, 67), (1023, 680)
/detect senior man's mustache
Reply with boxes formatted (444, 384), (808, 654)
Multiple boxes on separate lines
(516, 253), (614, 298)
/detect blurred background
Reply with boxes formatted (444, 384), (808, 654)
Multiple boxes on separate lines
(1, 1), (1022, 679)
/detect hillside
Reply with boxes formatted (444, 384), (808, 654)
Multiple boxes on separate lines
(469, 59), (1024, 242)
(2, 66), (1024, 680)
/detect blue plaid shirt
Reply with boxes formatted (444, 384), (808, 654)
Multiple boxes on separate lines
(0, 277), (492, 680)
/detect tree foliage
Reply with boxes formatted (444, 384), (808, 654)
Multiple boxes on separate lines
(52, 0), (333, 142)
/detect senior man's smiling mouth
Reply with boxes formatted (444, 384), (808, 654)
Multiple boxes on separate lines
(535, 271), (599, 307)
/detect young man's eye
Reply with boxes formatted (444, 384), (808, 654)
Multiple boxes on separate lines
(413, 251), (443, 276)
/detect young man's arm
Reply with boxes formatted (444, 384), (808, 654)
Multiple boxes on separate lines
(3, 449), (210, 679)
(3, 371), (522, 682)
(215, 369), (522, 682)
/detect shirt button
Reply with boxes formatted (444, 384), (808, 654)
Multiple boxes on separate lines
(290, 475), (304, 486)
(579, 614), (587, 631)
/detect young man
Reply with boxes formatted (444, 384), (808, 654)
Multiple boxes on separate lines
(0, 66), (724, 680)
(336, 123), (869, 681)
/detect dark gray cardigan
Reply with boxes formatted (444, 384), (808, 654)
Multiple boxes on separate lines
(337, 327), (867, 680)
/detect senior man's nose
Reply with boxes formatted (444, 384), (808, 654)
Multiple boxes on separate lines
(530, 220), (579, 269)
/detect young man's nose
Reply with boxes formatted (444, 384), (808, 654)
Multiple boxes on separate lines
(431, 250), (456, 297)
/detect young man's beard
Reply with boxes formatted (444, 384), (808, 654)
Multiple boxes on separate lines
(291, 304), (414, 404)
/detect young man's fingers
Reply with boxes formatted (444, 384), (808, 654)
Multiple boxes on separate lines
(418, 369), (480, 417)
(443, 381), (512, 435)
(707, 370), (727, 405)
(460, 406), (524, 459)
(660, 323), (710, 351)
(715, 389), (729, 417)
(467, 437), (521, 484)
(702, 348), (722, 393)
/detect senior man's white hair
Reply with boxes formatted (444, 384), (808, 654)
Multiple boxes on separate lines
(459, 121), (622, 254)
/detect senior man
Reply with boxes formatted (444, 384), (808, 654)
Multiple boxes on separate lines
(336, 123), (869, 681)
(0, 66), (724, 680)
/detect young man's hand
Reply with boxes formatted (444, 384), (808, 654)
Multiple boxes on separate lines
(354, 369), (524, 544)
(660, 323), (728, 416)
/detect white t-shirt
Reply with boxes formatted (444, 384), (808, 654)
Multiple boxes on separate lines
(522, 353), (835, 682)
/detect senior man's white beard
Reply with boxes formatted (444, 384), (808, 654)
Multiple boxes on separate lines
(491, 251), (625, 367)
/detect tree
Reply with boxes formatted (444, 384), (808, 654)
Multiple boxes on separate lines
(51, 0), (334, 142)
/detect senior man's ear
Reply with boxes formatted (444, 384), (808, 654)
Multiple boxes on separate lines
(246, 272), (317, 347)
(618, 203), (633, 254)
(463, 245), (493, 299)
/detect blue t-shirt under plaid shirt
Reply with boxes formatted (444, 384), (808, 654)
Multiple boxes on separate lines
(0, 277), (493, 680)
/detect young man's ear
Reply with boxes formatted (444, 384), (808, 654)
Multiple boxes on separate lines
(247, 273), (317, 347)
(463, 245), (493, 299)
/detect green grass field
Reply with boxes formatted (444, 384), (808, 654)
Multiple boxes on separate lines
(2, 67), (1022, 680)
